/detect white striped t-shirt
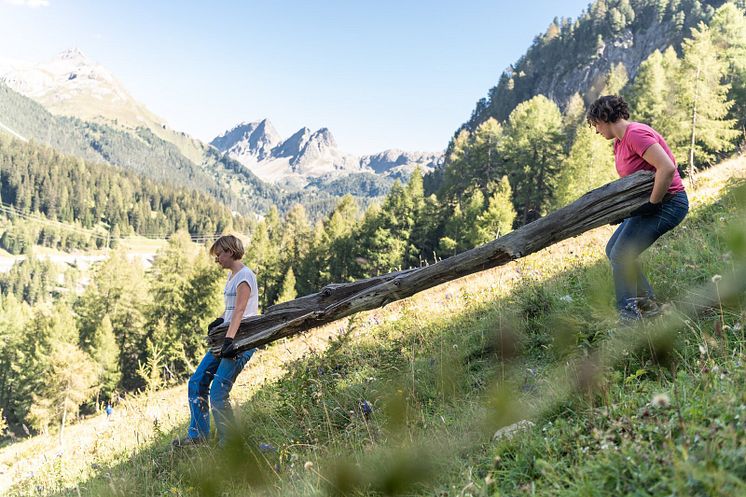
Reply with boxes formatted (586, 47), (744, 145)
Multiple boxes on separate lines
(223, 266), (259, 323)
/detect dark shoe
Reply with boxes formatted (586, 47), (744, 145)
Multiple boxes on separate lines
(172, 436), (206, 448)
(634, 297), (662, 319)
(618, 300), (642, 325)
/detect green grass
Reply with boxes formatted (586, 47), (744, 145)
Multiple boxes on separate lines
(5, 158), (746, 497)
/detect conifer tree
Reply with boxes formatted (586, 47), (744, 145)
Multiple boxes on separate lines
(709, 3), (746, 137)
(475, 176), (517, 244)
(323, 195), (359, 284)
(75, 248), (148, 390)
(553, 123), (616, 208)
(176, 251), (223, 369)
(0, 295), (33, 426)
(677, 22), (738, 176)
(562, 92), (587, 146)
(89, 314), (121, 401)
(460, 189), (486, 250)
(276, 267), (297, 304)
(502, 95), (566, 224)
(27, 341), (97, 442)
(440, 119), (504, 200)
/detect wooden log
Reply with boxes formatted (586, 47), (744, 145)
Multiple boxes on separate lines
(208, 171), (655, 355)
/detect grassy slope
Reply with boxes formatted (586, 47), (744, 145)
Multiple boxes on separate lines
(4, 157), (746, 497)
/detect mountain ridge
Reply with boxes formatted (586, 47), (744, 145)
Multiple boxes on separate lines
(211, 119), (443, 187)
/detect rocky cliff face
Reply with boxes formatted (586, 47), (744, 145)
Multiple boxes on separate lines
(535, 23), (678, 111)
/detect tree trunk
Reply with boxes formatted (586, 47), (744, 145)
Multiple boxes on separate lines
(209, 171), (655, 354)
(59, 389), (68, 447)
(688, 65), (701, 186)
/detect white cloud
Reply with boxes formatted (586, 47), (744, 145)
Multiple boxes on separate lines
(3, 0), (50, 7)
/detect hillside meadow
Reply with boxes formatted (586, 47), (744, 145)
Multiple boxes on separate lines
(3, 156), (745, 497)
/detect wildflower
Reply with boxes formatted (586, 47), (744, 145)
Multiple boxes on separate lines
(733, 323), (742, 332)
(651, 393), (670, 408)
(711, 274), (722, 283)
(304, 461), (314, 471)
(485, 474), (495, 486)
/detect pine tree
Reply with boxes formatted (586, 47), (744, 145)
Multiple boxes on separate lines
(628, 50), (670, 127)
(75, 248), (148, 390)
(440, 119), (504, 200)
(0, 295), (34, 427)
(460, 189), (486, 250)
(27, 341), (97, 442)
(276, 267), (297, 304)
(553, 122), (616, 208)
(89, 314), (121, 401)
(709, 3), (746, 138)
(677, 22), (739, 177)
(563, 92), (587, 146)
(502, 95), (566, 224)
(603, 63), (629, 96)
(475, 176), (517, 244)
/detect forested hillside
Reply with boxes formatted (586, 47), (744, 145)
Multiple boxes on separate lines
(0, 136), (249, 254)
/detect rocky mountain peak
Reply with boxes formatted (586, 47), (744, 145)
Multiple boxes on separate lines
(209, 119), (280, 162)
(212, 121), (443, 187)
(273, 127), (311, 158)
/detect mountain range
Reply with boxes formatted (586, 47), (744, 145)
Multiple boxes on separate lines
(210, 120), (443, 188)
(0, 49), (443, 195)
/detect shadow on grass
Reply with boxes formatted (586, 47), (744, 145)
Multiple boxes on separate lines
(26, 179), (746, 497)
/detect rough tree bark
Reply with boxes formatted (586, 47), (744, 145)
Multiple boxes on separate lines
(208, 171), (655, 355)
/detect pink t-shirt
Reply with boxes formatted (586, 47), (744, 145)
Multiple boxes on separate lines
(613, 122), (685, 193)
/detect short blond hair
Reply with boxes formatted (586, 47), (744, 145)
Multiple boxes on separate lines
(209, 235), (244, 260)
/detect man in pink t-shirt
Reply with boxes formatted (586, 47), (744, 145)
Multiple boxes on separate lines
(587, 96), (689, 322)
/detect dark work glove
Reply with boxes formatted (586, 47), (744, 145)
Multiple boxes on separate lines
(629, 201), (662, 218)
(220, 337), (239, 359)
(207, 317), (224, 332)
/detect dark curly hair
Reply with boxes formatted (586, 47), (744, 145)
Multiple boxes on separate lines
(586, 95), (630, 125)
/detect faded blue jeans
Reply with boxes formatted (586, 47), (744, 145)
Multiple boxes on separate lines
(606, 191), (689, 310)
(187, 348), (255, 444)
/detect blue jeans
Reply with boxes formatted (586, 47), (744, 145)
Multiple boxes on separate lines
(606, 191), (689, 310)
(187, 348), (255, 444)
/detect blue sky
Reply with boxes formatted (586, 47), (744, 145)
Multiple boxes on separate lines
(1, 0), (591, 155)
